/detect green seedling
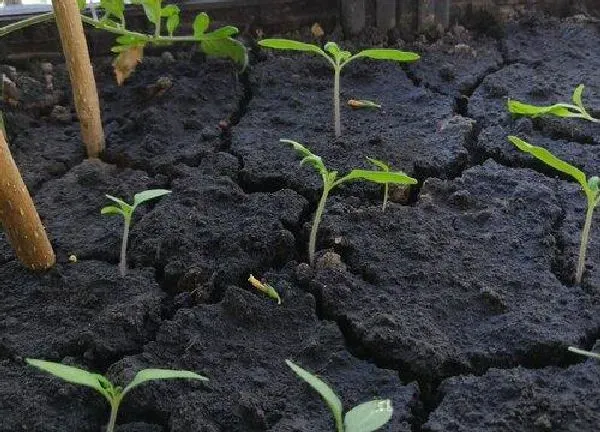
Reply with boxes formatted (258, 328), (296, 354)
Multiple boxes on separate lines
(568, 346), (600, 360)
(0, 5), (247, 83)
(282, 139), (417, 266)
(366, 157), (391, 211)
(26, 358), (206, 432)
(508, 84), (599, 123)
(286, 359), (393, 432)
(101, 189), (171, 276)
(258, 39), (419, 137)
(508, 136), (599, 284)
(248, 274), (282, 304)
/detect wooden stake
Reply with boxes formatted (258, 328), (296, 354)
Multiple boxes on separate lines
(52, 0), (104, 158)
(0, 131), (56, 270)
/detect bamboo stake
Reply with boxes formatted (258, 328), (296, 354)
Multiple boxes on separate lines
(52, 0), (104, 158)
(0, 131), (56, 270)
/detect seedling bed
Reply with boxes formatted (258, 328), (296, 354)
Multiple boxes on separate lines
(1, 14), (600, 431)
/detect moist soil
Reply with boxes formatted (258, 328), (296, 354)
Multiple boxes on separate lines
(1, 14), (600, 432)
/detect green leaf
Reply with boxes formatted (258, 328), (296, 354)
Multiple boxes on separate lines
(115, 34), (147, 47)
(193, 12), (210, 37)
(345, 400), (394, 432)
(366, 157), (390, 172)
(568, 346), (600, 360)
(258, 39), (327, 58)
(133, 189), (171, 207)
(507, 100), (578, 118)
(100, 0), (125, 22)
(281, 139), (328, 177)
(337, 169), (417, 186)
(101, 206), (125, 216)
(285, 360), (344, 430)
(352, 49), (420, 63)
(573, 84), (585, 109)
(26, 359), (112, 400)
(198, 26), (240, 41)
(122, 369), (207, 396)
(508, 136), (588, 191)
(166, 14), (179, 36)
(105, 194), (131, 209)
(77, 0), (87, 10)
(160, 4), (178, 17)
(200, 38), (248, 69)
(131, 0), (160, 25)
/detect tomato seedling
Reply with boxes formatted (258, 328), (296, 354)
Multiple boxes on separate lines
(282, 139), (417, 266)
(101, 189), (171, 276)
(26, 358), (206, 432)
(286, 359), (393, 432)
(258, 39), (419, 137)
(248, 274), (282, 304)
(508, 84), (599, 123)
(508, 136), (599, 284)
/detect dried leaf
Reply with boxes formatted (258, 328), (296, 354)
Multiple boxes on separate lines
(113, 45), (145, 85)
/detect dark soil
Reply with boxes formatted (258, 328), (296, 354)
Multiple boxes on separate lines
(1, 13), (600, 432)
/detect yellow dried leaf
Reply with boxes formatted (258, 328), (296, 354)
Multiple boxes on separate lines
(311, 22), (324, 38)
(113, 45), (144, 86)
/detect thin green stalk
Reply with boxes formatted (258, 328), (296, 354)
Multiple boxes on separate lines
(119, 218), (130, 277)
(333, 66), (341, 138)
(309, 185), (331, 266)
(106, 398), (120, 432)
(0, 12), (55, 37)
(576, 203), (595, 284)
(383, 183), (388, 211)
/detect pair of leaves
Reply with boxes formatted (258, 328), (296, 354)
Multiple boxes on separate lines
(101, 189), (171, 221)
(507, 84), (598, 122)
(508, 136), (599, 204)
(281, 139), (417, 189)
(258, 39), (420, 69)
(286, 360), (393, 432)
(26, 359), (206, 404)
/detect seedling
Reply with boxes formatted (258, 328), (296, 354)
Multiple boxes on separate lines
(282, 139), (417, 266)
(248, 274), (282, 304)
(286, 359), (393, 432)
(101, 189), (171, 276)
(26, 358), (206, 432)
(0, 6), (247, 84)
(508, 136), (599, 284)
(508, 84), (599, 123)
(366, 157), (391, 211)
(258, 39), (419, 137)
(568, 346), (600, 360)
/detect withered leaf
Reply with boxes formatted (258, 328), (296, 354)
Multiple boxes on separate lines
(113, 44), (145, 86)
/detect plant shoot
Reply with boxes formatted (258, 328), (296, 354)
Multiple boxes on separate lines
(366, 157), (392, 211)
(258, 39), (419, 137)
(286, 359), (393, 432)
(508, 136), (599, 284)
(26, 358), (206, 432)
(101, 189), (171, 276)
(282, 139), (417, 266)
(248, 274), (282, 304)
(508, 84), (599, 123)
(568, 346), (600, 360)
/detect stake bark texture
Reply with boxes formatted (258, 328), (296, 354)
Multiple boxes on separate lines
(0, 132), (56, 270)
(52, 0), (105, 158)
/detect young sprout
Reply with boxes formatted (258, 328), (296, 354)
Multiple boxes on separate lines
(286, 359), (393, 432)
(508, 136), (599, 284)
(568, 346), (600, 360)
(248, 274), (282, 304)
(258, 39), (419, 137)
(366, 157), (391, 211)
(282, 139), (417, 266)
(508, 84), (599, 123)
(26, 358), (206, 432)
(101, 189), (171, 276)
